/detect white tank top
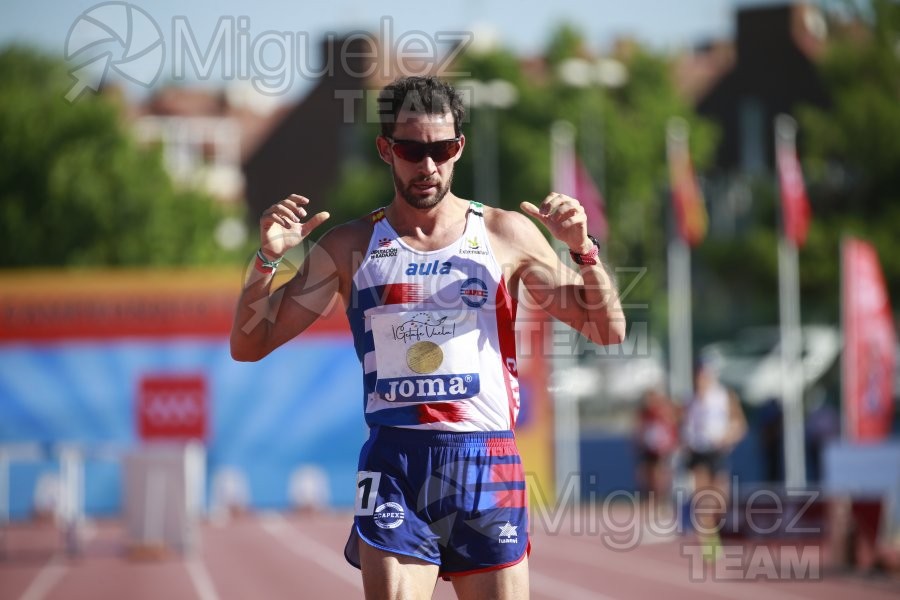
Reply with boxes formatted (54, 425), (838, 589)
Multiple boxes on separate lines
(347, 202), (520, 432)
(684, 382), (731, 452)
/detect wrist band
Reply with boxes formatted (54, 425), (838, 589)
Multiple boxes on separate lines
(254, 248), (283, 274)
(569, 236), (601, 266)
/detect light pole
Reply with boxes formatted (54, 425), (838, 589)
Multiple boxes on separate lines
(552, 58), (627, 501)
(556, 57), (628, 197)
(457, 79), (518, 204)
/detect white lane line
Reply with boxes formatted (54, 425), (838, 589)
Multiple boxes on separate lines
(18, 523), (100, 600)
(258, 513), (363, 591)
(186, 558), (222, 600)
(18, 555), (67, 600)
(530, 570), (619, 600)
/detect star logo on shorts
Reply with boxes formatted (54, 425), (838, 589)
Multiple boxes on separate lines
(499, 522), (518, 538)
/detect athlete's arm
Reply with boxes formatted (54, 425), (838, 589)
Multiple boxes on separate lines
(230, 195), (343, 362)
(725, 391), (748, 448)
(489, 194), (626, 346)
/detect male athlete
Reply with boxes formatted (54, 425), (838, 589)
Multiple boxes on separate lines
(231, 76), (625, 599)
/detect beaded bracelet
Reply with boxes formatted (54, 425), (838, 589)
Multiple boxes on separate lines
(254, 248), (283, 274)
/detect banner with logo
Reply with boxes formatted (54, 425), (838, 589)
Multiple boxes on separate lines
(0, 269), (364, 518)
(511, 305), (555, 506)
(842, 239), (897, 442)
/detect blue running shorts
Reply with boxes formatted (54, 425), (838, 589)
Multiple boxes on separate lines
(344, 426), (530, 577)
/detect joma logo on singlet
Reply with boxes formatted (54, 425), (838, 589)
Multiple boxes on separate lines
(406, 260), (452, 276)
(377, 374), (480, 402)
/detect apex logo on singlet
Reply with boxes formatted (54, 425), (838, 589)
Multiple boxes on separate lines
(377, 373), (480, 402)
(406, 260), (453, 276)
(373, 502), (405, 529)
(459, 278), (488, 308)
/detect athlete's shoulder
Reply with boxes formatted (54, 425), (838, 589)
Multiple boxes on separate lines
(483, 204), (546, 248)
(318, 211), (378, 251)
(309, 211), (381, 282)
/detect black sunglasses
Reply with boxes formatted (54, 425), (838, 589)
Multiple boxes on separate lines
(385, 137), (461, 163)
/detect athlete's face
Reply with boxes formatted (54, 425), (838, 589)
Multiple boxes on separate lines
(377, 111), (464, 210)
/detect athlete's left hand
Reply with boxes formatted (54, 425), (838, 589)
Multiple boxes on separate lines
(520, 193), (592, 254)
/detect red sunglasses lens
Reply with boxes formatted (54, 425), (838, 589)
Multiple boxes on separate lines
(391, 139), (460, 163)
(391, 142), (425, 162)
(430, 140), (461, 162)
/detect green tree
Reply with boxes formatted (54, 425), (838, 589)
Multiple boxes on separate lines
(797, 0), (900, 306)
(0, 46), (243, 267)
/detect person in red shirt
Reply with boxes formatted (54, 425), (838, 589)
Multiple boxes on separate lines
(635, 387), (680, 506)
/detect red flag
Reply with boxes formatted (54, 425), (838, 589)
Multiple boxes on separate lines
(775, 118), (812, 247)
(552, 124), (608, 241)
(667, 120), (707, 247)
(843, 238), (897, 442)
(574, 157), (608, 241)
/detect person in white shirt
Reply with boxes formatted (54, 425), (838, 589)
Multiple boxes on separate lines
(683, 359), (747, 559)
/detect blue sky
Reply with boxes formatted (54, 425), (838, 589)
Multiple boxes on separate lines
(2, 0), (795, 102)
(4, 0), (795, 54)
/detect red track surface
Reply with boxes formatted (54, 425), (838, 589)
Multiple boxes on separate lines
(2, 510), (898, 600)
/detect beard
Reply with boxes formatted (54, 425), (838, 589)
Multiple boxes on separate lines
(393, 168), (454, 210)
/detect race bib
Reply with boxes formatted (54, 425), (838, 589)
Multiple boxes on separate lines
(369, 308), (480, 402)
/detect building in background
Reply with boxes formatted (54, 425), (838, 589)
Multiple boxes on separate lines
(241, 37), (373, 221)
(132, 84), (288, 203)
(696, 3), (830, 173)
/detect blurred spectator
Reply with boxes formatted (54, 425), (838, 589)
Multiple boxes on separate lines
(289, 464), (331, 514)
(758, 397), (783, 483)
(635, 387), (680, 505)
(33, 472), (61, 522)
(683, 359), (747, 560)
(210, 466), (251, 522)
(805, 389), (840, 482)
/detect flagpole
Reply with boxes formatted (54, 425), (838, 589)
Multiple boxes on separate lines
(550, 120), (581, 501)
(775, 114), (807, 488)
(667, 238), (693, 402)
(665, 118), (695, 404)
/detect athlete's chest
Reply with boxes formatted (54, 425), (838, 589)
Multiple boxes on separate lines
(358, 247), (494, 309)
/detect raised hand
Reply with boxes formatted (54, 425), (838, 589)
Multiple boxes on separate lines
(259, 194), (331, 260)
(520, 193), (592, 253)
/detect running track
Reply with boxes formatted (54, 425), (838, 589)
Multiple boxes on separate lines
(2, 510), (898, 600)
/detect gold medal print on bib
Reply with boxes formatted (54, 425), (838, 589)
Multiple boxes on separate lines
(406, 341), (443, 374)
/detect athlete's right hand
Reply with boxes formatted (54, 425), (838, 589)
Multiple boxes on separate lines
(259, 194), (331, 259)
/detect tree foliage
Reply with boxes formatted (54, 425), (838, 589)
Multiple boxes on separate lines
(797, 0), (900, 308)
(0, 46), (243, 267)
